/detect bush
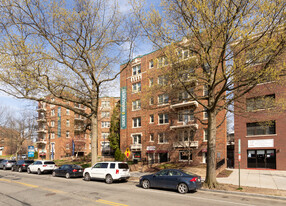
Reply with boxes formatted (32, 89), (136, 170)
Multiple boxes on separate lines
(114, 148), (125, 161)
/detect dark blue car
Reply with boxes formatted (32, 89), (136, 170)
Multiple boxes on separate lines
(52, 164), (83, 179)
(139, 169), (202, 194)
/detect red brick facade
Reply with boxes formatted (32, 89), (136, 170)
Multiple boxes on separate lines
(36, 97), (119, 160)
(120, 50), (227, 165)
(234, 82), (286, 170)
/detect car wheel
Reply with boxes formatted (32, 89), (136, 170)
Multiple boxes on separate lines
(142, 179), (150, 189)
(84, 173), (91, 181)
(37, 169), (41, 175)
(18, 167), (22, 172)
(52, 171), (56, 177)
(65, 173), (70, 179)
(27, 168), (31, 174)
(3, 166), (6, 170)
(11, 167), (15, 172)
(105, 174), (113, 184)
(177, 183), (188, 194)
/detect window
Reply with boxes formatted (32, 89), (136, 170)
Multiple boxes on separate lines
(203, 109), (208, 119)
(247, 121), (276, 136)
(89, 144), (91, 150)
(51, 132), (55, 139)
(150, 114), (154, 123)
(66, 144), (70, 150)
(149, 60), (154, 69)
(132, 64), (141, 75)
(179, 91), (192, 101)
(178, 110), (194, 122)
(178, 49), (190, 60)
(51, 109), (55, 116)
(179, 151), (192, 161)
(101, 101), (110, 108)
(66, 109), (70, 115)
(178, 130), (194, 142)
(132, 82), (141, 93)
(246, 94), (275, 111)
(158, 75), (168, 86)
(132, 100), (141, 111)
(102, 133), (109, 140)
(157, 56), (168, 67)
(158, 114), (169, 124)
(158, 94), (169, 105)
(246, 47), (270, 65)
(158, 133), (168, 144)
(101, 111), (110, 118)
(204, 129), (208, 141)
(203, 85), (208, 97)
(150, 133), (154, 142)
(101, 121), (110, 128)
(51, 121), (55, 127)
(133, 134), (141, 144)
(110, 163), (116, 169)
(149, 97), (154, 105)
(66, 120), (70, 127)
(66, 131), (70, 138)
(149, 78), (153, 87)
(133, 117), (141, 128)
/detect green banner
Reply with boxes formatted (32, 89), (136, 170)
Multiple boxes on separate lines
(120, 87), (127, 129)
(57, 107), (61, 137)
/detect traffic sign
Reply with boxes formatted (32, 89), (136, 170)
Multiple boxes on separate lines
(124, 148), (131, 158)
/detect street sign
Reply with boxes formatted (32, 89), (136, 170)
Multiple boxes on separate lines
(238, 154), (241, 162)
(28, 146), (35, 158)
(124, 148), (131, 158)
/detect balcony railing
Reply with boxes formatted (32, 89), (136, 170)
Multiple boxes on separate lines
(170, 100), (198, 109)
(37, 128), (47, 133)
(173, 141), (198, 148)
(130, 144), (142, 150)
(37, 117), (46, 122)
(37, 106), (47, 112)
(170, 122), (198, 130)
(74, 117), (84, 121)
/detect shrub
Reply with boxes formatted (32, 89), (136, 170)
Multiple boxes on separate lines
(114, 148), (125, 161)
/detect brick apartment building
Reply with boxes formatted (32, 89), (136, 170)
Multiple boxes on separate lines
(36, 96), (119, 160)
(234, 81), (286, 170)
(120, 50), (227, 165)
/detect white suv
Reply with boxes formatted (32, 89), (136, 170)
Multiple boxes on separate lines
(83, 162), (130, 184)
(27, 160), (56, 175)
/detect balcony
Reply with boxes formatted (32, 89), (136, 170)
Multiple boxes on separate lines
(130, 144), (142, 150)
(74, 117), (84, 122)
(36, 139), (47, 145)
(37, 128), (47, 133)
(130, 73), (142, 83)
(170, 122), (198, 130)
(173, 141), (198, 148)
(37, 117), (46, 122)
(170, 100), (198, 109)
(37, 106), (46, 112)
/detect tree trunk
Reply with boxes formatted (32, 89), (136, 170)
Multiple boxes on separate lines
(204, 110), (218, 188)
(91, 112), (98, 166)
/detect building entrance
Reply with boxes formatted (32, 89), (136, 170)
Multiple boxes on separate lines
(247, 149), (276, 169)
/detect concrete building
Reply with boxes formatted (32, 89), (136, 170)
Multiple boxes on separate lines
(120, 49), (227, 166)
(36, 96), (119, 160)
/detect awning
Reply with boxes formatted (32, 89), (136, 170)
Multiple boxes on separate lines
(156, 150), (168, 153)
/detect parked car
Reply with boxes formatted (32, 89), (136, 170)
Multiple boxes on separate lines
(0, 160), (16, 170)
(83, 162), (130, 184)
(27, 160), (56, 175)
(52, 164), (83, 179)
(139, 169), (202, 194)
(12, 160), (34, 172)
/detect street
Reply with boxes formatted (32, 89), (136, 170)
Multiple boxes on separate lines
(0, 170), (285, 206)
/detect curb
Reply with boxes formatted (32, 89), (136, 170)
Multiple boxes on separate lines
(200, 188), (286, 201)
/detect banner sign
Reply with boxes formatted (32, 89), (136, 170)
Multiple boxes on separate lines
(57, 107), (61, 137)
(120, 87), (127, 129)
(28, 146), (35, 158)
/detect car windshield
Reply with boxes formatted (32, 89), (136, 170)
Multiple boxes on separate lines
(24, 160), (34, 163)
(8, 160), (16, 163)
(118, 163), (129, 169)
(44, 161), (55, 164)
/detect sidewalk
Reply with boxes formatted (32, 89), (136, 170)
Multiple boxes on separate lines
(217, 169), (286, 190)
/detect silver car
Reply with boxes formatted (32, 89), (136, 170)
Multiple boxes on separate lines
(0, 160), (16, 170)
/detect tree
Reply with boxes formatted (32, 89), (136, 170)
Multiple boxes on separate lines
(0, 0), (137, 165)
(0, 111), (36, 159)
(109, 101), (120, 152)
(132, 0), (286, 188)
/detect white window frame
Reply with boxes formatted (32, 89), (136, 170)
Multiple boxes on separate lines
(132, 82), (141, 93)
(149, 133), (154, 142)
(132, 64), (141, 76)
(149, 60), (154, 69)
(101, 132), (110, 140)
(149, 97), (154, 105)
(158, 75), (168, 86)
(66, 131), (70, 138)
(66, 119), (70, 127)
(149, 78), (153, 87)
(101, 101), (110, 108)
(158, 94), (169, 105)
(51, 109), (55, 116)
(101, 121), (110, 128)
(132, 100), (141, 111)
(203, 85), (208, 97)
(51, 132), (55, 139)
(132, 134), (142, 144)
(158, 114), (169, 125)
(179, 150), (193, 161)
(66, 109), (70, 115)
(101, 111), (110, 118)
(149, 114), (154, 124)
(51, 121), (55, 127)
(132, 117), (141, 128)
(158, 133), (168, 144)
(203, 129), (208, 142)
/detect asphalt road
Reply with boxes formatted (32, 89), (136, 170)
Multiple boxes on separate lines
(0, 170), (285, 206)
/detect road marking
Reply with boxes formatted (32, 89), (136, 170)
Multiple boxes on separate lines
(0, 178), (128, 206)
